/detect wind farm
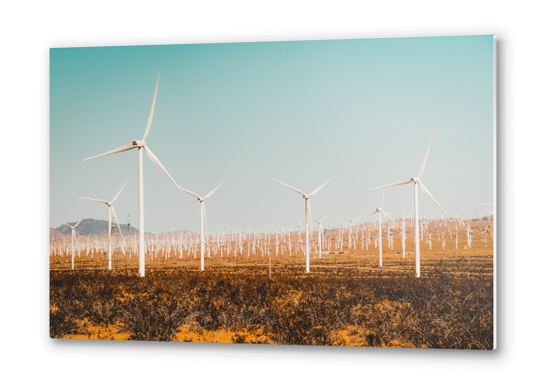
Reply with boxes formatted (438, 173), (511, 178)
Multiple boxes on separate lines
(50, 36), (495, 349)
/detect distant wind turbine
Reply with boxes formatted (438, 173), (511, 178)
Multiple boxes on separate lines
(358, 187), (395, 267)
(312, 214), (329, 258)
(83, 72), (185, 277)
(57, 218), (83, 270)
(175, 180), (227, 271)
(370, 132), (448, 277)
(80, 179), (128, 270)
(274, 174), (336, 273)
(393, 212), (411, 258)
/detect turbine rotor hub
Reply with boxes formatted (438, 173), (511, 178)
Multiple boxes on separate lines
(133, 140), (146, 147)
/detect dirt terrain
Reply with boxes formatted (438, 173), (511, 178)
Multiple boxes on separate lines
(50, 219), (494, 349)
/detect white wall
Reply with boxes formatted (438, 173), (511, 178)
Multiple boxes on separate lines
(1, 1), (539, 383)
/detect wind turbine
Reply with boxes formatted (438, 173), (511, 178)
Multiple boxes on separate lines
(312, 214), (329, 258)
(358, 187), (395, 267)
(57, 218), (83, 270)
(174, 180), (227, 272)
(370, 132), (448, 277)
(393, 212), (411, 258)
(80, 179), (128, 270)
(274, 174), (336, 273)
(83, 72), (185, 277)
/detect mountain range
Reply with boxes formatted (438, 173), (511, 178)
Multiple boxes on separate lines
(50, 218), (197, 237)
(52, 218), (139, 237)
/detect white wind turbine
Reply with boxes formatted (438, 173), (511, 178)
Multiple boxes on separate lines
(393, 212), (411, 258)
(174, 180), (227, 272)
(57, 218), (83, 270)
(80, 179), (128, 270)
(83, 72), (185, 277)
(274, 174), (336, 273)
(370, 132), (448, 277)
(312, 214), (329, 258)
(358, 187), (395, 267)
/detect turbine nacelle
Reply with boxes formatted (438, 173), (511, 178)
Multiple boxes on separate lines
(412, 177), (419, 183)
(132, 140), (146, 147)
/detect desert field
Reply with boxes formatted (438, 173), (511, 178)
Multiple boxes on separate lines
(49, 36), (495, 351)
(50, 218), (494, 349)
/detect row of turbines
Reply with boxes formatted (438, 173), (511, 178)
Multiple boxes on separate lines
(51, 214), (493, 274)
(60, 73), (493, 278)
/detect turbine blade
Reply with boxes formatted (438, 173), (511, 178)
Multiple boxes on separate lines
(482, 207), (494, 215)
(168, 184), (186, 199)
(419, 181), (449, 219)
(111, 179), (129, 203)
(359, 210), (379, 220)
(203, 179), (228, 200)
(370, 179), (412, 190)
(74, 218), (83, 228)
(143, 72), (159, 141)
(274, 179), (305, 196)
(84, 143), (137, 161)
(111, 206), (122, 236)
(57, 220), (72, 229)
(308, 173), (337, 196)
(418, 131), (434, 178)
(176, 185), (199, 200)
(80, 197), (108, 205)
(380, 186), (385, 208)
(321, 213), (329, 222)
(144, 145), (183, 196)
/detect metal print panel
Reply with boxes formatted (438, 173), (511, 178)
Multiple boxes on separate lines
(50, 35), (495, 349)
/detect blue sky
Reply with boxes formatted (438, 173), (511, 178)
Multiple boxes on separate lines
(50, 35), (494, 233)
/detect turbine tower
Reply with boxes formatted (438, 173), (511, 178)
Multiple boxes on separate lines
(370, 132), (448, 277)
(274, 174), (336, 273)
(80, 179), (128, 270)
(83, 73), (185, 277)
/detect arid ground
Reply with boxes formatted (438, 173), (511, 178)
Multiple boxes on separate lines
(50, 219), (494, 349)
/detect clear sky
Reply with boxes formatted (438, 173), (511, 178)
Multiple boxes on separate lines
(50, 35), (494, 233)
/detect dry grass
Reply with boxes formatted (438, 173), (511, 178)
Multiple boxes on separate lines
(50, 220), (494, 349)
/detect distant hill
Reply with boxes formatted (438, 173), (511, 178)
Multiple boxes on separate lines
(50, 228), (64, 238)
(53, 218), (139, 237)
